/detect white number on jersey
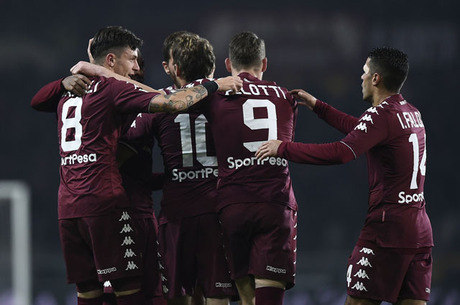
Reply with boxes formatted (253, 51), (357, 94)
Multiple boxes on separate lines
(242, 99), (278, 152)
(61, 97), (83, 152)
(174, 114), (217, 167)
(408, 133), (427, 189)
(346, 264), (353, 288)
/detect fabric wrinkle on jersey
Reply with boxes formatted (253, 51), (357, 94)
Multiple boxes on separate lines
(279, 94), (433, 249)
(57, 76), (158, 219)
(202, 72), (298, 211)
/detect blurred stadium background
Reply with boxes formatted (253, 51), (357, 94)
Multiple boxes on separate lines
(0, 0), (459, 304)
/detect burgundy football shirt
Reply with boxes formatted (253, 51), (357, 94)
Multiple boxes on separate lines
(33, 76), (158, 219)
(278, 94), (433, 248)
(204, 72), (298, 211)
(145, 82), (219, 223)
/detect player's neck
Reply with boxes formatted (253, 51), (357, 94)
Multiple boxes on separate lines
(176, 78), (188, 88)
(372, 89), (398, 107)
(233, 69), (263, 80)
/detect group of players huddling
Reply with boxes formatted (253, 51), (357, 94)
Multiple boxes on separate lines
(31, 26), (433, 305)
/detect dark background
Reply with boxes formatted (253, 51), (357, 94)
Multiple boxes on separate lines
(0, 0), (459, 304)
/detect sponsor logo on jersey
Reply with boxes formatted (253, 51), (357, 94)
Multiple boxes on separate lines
(359, 247), (375, 255)
(125, 261), (138, 270)
(360, 114), (374, 124)
(124, 248), (136, 258)
(171, 167), (218, 182)
(351, 281), (368, 291)
(357, 257), (372, 267)
(354, 122), (368, 133)
(120, 224), (133, 234)
(398, 191), (424, 204)
(97, 267), (117, 275)
(266, 265), (287, 274)
(119, 212), (131, 221)
(215, 282), (233, 288)
(61, 153), (97, 166)
(354, 269), (370, 279)
(121, 236), (135, 246)
(227, 156), (288, 170)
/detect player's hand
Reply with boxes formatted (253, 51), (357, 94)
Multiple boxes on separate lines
(290, 89), (317, 111)
(61, 74), (91, 96)
(87, 38), (95, 64)
(70, 61), (108, 77)
(215, 76), (243, 94)
(255, 140), (282, 160)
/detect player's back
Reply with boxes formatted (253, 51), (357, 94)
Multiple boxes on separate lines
(206, 72), (297, 211)
(57, 76), (153, 219)
(151, 96), (218, 222)
(346, 94), (432, 248)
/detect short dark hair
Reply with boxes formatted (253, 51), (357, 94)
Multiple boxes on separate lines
(368, 47), (409, 92)
(90, 26), (143, 63)
(170, 35), (215, 83)
(229, 32), (265, 70)
(162, 31), (199, 62)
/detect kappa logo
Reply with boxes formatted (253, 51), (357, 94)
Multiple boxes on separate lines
(354, 269), (370, 279)
(125, 261), (138, 270)
(360, 114), (374, 124)
(352, 281), (368, 291)
(366, 107), (379, 115)
(357, 257), (372, 267)
(359, 247), (375, 255)
(266, 265), (287, 274)
(121, 236), (135, 246)
(124, 248), (136, 258)
(120, 224), (133, 234)
(161, 274), (167, 282)
(119, 212), (131, 221)
(378, 101), (389, 108)
(158, 262), (165, 270)
(354, 122), (368, 133)
(103, 281), (111, 288)
(215, 282), (233, 288)
(162, 285), (169, 294)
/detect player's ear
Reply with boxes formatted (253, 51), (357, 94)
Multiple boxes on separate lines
(106, 53), (116, 68)
(225, 58), (232, 73)
(261, 57), (268, 72)
(372, 73), (381, 86)
(162, 61), (170, 75)
(174, 64), (181, 77)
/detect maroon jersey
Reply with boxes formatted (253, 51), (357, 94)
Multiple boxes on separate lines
(278, 94), (433, 248)
(38, 77), (157, 219)
(142, 82), (219, 223)
(119, 113), (157, 216)
(204, 72), (298, 211)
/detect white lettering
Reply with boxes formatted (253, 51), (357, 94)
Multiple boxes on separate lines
(398, 191), (425, 204)
(266, 265), (287, 274)
(61, 153), (97, 166)
(171, 167), (218, 183)
(227, 156), (288, 169)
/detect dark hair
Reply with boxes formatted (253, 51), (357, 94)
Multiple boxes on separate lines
(229, 32), (265, 70)
(170, 35), (215, 82)
(90, 26), (143, 63)
(368, 47), (409, 92)
(162, 31), (199, 62)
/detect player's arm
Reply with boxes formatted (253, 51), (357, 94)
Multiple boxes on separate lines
(255, 140), (355, 164)
(256, 109), (389, 164)
(148, 77), (241, 112)
(291, 89), (359, 134)
(31, 75), (91, 112)
(71, 61), (162, 93)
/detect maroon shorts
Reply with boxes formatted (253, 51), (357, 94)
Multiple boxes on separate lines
(59, 209), (143, 284)
(158, 213), (236, 299)
(218, 202), (297, 289)
(347, 240), (432, 303)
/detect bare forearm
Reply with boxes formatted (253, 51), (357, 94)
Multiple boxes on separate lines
(149, 85), (208, 113)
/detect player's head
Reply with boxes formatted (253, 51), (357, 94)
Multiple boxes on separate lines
(361, 47), (409, 103)
(162, 31), (215, 87)
(225, 31), (267, 77)
(90, 26), (143, 78)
